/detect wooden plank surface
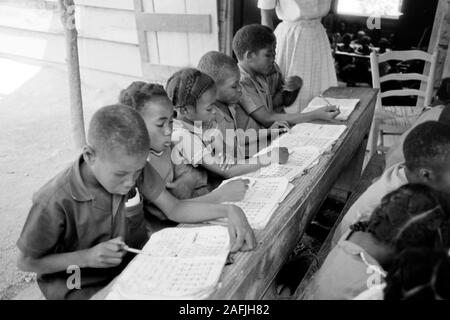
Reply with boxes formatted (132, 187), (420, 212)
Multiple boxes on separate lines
(91, 87), (378, 300)
(208, 87), (377, 300)
(135, 13), (211, 33)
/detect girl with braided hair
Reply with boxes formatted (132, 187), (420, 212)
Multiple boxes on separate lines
(119, 81), (254, 233)
(304, 184), (449, 300)
(166, 68), (289, 182)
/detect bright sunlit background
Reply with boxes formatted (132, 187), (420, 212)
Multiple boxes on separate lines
(337, 0), (403, 19)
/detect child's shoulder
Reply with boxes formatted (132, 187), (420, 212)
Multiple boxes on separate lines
(32, 159), (80, 208)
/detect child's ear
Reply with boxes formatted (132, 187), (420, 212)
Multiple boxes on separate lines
(82, 145), (97, 166)
(417, 167), (434, 184)
(244, 50), (254, 61)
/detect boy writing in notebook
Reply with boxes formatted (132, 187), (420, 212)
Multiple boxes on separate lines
(16, 104), (255, 300)
(232, 24), (340, 128)
(197, 50), (290, 158)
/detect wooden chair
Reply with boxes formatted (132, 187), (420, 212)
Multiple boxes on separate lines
(368, 50), (437, 154)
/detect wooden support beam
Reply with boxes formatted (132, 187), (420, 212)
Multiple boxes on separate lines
(59, 0), (86, 148)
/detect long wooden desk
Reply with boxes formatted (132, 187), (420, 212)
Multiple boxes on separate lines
(92, 87), (378, 300)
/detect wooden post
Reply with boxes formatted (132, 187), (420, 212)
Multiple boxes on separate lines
(419, 0), (450, 106)
(59, 0), (86, 148)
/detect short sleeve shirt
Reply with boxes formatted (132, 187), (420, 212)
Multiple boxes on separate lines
(304, 230), (386, 300)
(333, 163), (408, 245)
(171, 119), (214, 167)
(257, 0), (332, 21)
(16, 155), (165, 299)
(239, 63), (285, 120)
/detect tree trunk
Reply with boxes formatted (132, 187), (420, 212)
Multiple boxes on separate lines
(59, 0), (86, 148)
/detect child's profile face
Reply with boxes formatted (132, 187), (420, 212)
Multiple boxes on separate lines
(429, 163), (450, 195)
(91, 149), (148, 195)
(191, 86), (217, 125)
(249, 44), (276, 75)
(141, 96), (174, 153)
(216, 70), (242, 104)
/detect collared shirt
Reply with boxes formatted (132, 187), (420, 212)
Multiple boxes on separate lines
(304, 230), (386, 300)
(333, 163), (408, 245)
(171, 119), (210, 191)
(239, 63), (285, 120)
(16, 154), (165, 299)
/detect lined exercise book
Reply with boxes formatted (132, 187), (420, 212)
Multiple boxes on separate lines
(106, 226), (230, 300)
(219, 177), (291, 230)
(302, 97), (360, 121)
(247, 146), (321, 181)
(258, 123), (347, 155)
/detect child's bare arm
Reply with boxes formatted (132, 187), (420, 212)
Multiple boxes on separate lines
(17, 237), (126, 274)
(282, 76), (303, 106)
(200, 147), (289, 179)
(152, 190), (256, 252)
(250, 105), (340, 127)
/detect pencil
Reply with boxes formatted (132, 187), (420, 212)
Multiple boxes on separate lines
(123, 245), (152, 256)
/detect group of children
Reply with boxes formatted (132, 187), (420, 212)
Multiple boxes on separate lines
(16, 24), (339, 300)
(16, 20), (450, 300)
(303, 79), (450, 299)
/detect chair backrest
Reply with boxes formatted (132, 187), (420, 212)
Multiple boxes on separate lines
(370, 50), (437, 108)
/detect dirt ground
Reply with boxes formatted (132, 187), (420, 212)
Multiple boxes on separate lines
(0, 57), (139, 299)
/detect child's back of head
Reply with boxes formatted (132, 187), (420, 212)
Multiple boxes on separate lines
(384, 247), (450, 300)
(88, 104), (150, 158)
(351, 184), (449, 252)
(403, 122), (450, 190)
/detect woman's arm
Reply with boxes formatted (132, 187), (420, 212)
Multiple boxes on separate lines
(260, 9), (275, 29)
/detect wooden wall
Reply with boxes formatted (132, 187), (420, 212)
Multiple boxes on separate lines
(0, 0), (222, 82)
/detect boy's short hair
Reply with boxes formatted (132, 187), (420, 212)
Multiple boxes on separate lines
(403, 121), (450, 171)
(197, 51), (239, 84)
(88, 104), (150, 157)
(232, 24), (276, 61)
(119, 81), (169, 113)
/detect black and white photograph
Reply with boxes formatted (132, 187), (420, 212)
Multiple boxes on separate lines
(0, 0), (449, 306)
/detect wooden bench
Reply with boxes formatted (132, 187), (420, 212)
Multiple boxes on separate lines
(293, 152), (386, 300)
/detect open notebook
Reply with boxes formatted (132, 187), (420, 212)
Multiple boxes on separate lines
(258, 123), (347, 154)
(302, 97), (360, 121)
(106, 226), (230, 300)
(247, 146), (321, 181)
(218, 177), (292, 230)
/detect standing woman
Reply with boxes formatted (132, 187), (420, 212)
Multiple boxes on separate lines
(259, 0), (338, 113)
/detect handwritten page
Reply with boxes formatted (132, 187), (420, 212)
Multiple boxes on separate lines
(221, 177), (290, 229)
(107, 226), (230, 300)
(302, 97), (360, 121)
(247, 147), (320, 181)
(141, 226), (230, 258)
(290, 123), (347, 140)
